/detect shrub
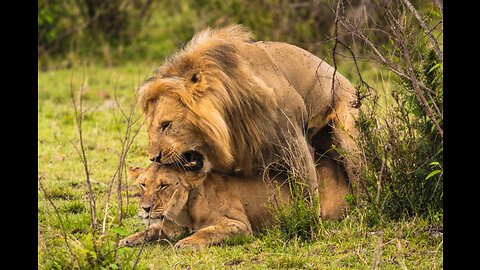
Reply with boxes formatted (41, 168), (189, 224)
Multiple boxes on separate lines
(319, 0), (445, 226)
(354, 48), (442, 224)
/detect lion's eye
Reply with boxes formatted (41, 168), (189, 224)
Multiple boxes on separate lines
(160, 183), (169, 190)
(160, 121), (171, 131)
(140, 183), (146, 189)
(191, 73), (199, 83)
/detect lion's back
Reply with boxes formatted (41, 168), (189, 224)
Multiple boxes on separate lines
(255, 41), (356, 118)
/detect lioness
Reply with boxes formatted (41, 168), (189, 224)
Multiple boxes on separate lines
(120, 158), (349, 249)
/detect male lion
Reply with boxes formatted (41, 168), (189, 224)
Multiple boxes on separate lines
(138, 24), (360, 198)
(119, 159), (349, 249)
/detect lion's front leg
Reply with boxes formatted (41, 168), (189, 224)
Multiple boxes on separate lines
(174, 218), (251, 249)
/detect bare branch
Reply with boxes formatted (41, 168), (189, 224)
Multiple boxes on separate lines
(401, 0), (443, 63)
(335, 7), (436, 96)
(69, 69), (99, 252)
(337, 40), (373, 108)
(330, 0), (342, 108)
(102, 82), (145, 236)
(398, 27), (443, 138)
(432, 0), (443, 20)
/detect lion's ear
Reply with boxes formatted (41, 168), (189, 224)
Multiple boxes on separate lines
(127, 167), (145, 182)
(190, 73), (200, 84)
(188, 72), (207, 95)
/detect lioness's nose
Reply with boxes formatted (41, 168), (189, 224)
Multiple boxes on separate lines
(142, 206), (152, 213)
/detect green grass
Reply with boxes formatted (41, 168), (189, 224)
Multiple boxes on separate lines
(38, 62), (442, 269)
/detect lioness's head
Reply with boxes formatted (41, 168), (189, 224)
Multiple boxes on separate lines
(128, 163), (206, 224)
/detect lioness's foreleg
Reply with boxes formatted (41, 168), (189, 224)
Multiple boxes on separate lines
(119, 223), (163, 247)
(119, 220), (182, 247)
(174, 218), (251, 249)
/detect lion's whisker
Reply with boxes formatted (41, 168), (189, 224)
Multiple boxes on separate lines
(172, 152), (188, 173)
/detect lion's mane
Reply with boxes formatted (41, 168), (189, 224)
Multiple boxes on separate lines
(139, 25), (283, 173)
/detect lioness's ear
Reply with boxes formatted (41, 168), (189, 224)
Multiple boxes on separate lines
(127, 167), (145, 181)
(183, 173), (207, 188)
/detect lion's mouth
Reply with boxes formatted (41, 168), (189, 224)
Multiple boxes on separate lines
(180, 151), (204, 171)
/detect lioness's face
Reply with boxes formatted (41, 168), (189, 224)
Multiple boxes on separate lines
(129, 163), (195, 222)
(146, 94), (209, 173)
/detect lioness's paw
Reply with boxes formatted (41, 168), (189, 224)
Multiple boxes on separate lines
(119, 235), (140, 247)
(174, 237), (206, 250)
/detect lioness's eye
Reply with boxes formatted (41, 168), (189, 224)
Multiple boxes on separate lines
(160, 183), (169, 190)
(140, 183), (146, 189)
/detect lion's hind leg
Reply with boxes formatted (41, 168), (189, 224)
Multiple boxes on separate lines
(317, 157), (349, 220)
(329, 106), (361, 194)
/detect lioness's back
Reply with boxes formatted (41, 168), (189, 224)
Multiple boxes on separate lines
(204, 173), (290, 230)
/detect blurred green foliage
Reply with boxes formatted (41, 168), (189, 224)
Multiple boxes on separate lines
(38, 0), (155, 68)
(37, 0), (391, 69)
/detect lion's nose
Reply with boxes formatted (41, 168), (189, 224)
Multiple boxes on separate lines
(142, 206), (152, 213)
(149, 152), (161, 163)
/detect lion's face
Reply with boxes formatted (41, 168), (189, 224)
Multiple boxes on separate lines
(128, 163), (206, 223)
(145, 93), (209, 173)
(140, 63), (234, 173)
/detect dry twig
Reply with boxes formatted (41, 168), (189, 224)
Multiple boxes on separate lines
(69, 68), (99, 258)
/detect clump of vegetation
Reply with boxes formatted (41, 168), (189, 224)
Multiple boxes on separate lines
(354, 55), (443, 226)
(265, 176), (322, 243)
